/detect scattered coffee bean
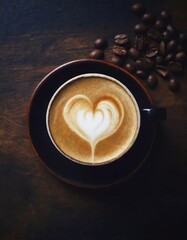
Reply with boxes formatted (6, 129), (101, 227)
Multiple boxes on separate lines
(94, 38), (108, 49)
(156, 65), (168, 78)
(132, 3), (146, 15)
(134, 23), (148, 34)
(178, 33), (187, 43)
(128, 47), (141, 59)
(144, 57), (155, 69)
(166, 25), (177, 36)
(112, 45), (127, 56)
(165, 53), (175, 63)
(147, 28), (162, 41)
(135, 35), (146, 50)
(156, 55), (164, 64)
(168, 77), (180, 91)
(145, 45), (158, 58)
(159, 41), (166, 56)
(136, 58), (147, 69)
(168, 61), (182, 73)
(89, 49), (104, 59)
(167, 39), (177, 52)
(160, 10), (171, 22)
(163, 31), (172, 42)
(155, 19), (166, 31)
(142, 12), (155, 24)
(136, 69), (146, 78)
(110, 56), (124, 66)
(115, 34), (129, 46)
(175, 51), (187, 63)
(146, 75), (158, 89)
(125, 62), (137, 73)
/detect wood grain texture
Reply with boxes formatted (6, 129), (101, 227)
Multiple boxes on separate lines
(0, 0), (187, 239)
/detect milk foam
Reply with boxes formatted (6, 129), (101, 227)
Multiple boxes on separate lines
(63, 95), (124, 162)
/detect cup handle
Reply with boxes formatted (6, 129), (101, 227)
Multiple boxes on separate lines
(141, 108), (167, 121)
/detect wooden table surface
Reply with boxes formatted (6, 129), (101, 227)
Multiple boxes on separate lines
(0, 0), (187, 239)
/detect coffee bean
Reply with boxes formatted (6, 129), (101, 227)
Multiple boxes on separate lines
(155, 65), (168, 78)
(132, 3), (146, 15)
(168, 78), (180, 91)
(147, 28), (162, 41)
(166, 25), (177, 36)
(125, 62), (136, 73)
(144, 57), (155, 69)
(160, 10), (171, 22)
(176, 44), (186, 52)
(155, 19), (166, 31)
(178, 33), (187, 43)
(168, 61), (182, 73)
(156, 55), (164, 64)
(163, 31), (172, 42)
(112, 45), (127, 56)
(110, 56), (124, 66)
(128, 47), (141, 60)
(167, 39), (177, 52)
(134, 23), (148, 34)
(159, 41), (166, 56)
(146, 75), (158, 89)
(136, 58), (147, 69)
(115, 34), (129, 46)
(89, 49), (104, 59)
(165, 53), (175, 63)
(145, 46), (158, 58)
(136, 69), (146, 78)
(94, 38), (107, 49)
(142, 13), (156, 24)
(134, 35), (147, 50)
(175, 51), (187, 63)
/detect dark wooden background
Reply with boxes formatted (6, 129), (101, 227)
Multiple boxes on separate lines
(0, 0), (187, 239)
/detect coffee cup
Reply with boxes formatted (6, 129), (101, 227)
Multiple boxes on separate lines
(27, 59), (166, 187)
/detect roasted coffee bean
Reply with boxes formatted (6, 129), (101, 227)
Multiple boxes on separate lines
(167, 39), (177, 52)
(136, 69), (146, 78)
(168, 61), (182, 73)
(156, 55), (164, 64)
(128, 47), (141, 59)
(147, 28), (162, 40)
(160, 10), (171, 22)
(165, 53), (175, 63)
(136, 58), (147, 69)
(176, 44), (186, 52)
(112, 45), (127, 56)
(175, 51), (187, 62)
(89, 49), (104, 59)
(156, 65), (168, 78)
(134, 23), (148, 34)
(146, 75), (158, 89)
(132, 3), (146, 15)
(145, 46), (158, 58)
(159, 41), (166, 56)
(168, 78), (180, 91)
(125, 62), (136, 73)
(166, 25), (177, 36)
(94, 38), (107, 49)
(142, 12), (156, 24)
(178, 33), (187, 43)
(135, 35), (147, 50)
(163, 31), (172, 42)
(110, 56), (124, 66)
(155, 19), (166, 31)
(144, 57), (155, 69)
(115, 34), (129, 46)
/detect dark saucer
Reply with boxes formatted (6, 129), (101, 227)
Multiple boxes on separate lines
(27, 59), (156, 188)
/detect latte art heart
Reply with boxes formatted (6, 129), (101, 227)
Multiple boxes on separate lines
(63, 95), (124, 161)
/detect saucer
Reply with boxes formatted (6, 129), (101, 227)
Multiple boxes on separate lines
(27, 59), (156, 188)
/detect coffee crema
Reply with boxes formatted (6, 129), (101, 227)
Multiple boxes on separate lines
(47, 74), (140, 165)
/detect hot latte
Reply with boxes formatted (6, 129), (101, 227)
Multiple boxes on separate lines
(47, 74), (140, 165)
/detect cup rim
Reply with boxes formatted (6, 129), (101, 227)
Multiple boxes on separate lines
(46, 73), (141, 166)
(27, 59), (156, 188)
